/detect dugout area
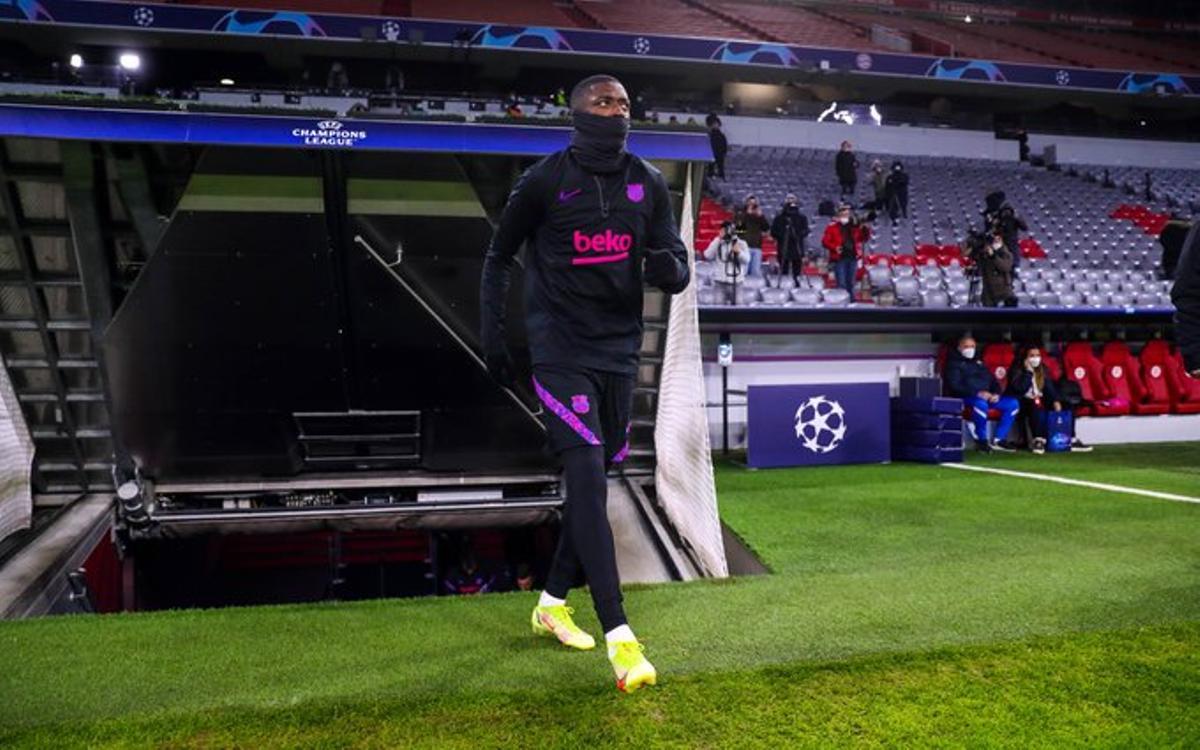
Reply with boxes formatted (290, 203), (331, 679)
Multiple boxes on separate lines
(0, 113), (721, 615)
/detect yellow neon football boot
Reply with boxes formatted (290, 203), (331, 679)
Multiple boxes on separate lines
(531, 604), (596, 650)
(609, 639), (657, 693)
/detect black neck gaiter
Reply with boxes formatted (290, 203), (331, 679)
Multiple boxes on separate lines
(570, 111), (630, 173)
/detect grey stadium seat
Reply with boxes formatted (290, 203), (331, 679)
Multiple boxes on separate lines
(820, 288), (851, 306)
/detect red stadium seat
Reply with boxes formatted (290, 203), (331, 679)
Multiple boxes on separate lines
(915, 244), (941, 261)
(1102, 342), (1169, 415)
(938, 245), (964, 264)
(1043, 351), (1063, 382)
(867, 253), (892, 267)
(1137, 341), (1189, 414)
(1062, 343), (1128, 416)
(892, 254), (918, 267)
(1163, 347), (1200, 414)
(982, 342), (1014, 394)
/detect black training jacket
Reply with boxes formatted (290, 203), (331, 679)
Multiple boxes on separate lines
(480, 148), (689, 375)
(1172, 222), (1200, 371)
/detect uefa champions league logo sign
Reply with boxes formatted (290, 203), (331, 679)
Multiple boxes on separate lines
(793, 395), (847, 454)
(291, 120), (368, 147)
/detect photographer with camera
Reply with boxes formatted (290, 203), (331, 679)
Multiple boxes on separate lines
(821, 203), (872, 297)
(770, 193), (810, 283)
(965, 229), (1016, 308)
(735, 194), (769, 277)
(703, 219), (749, 304)
(885, 161), (909, 224)
(982, 190), (1028, 271)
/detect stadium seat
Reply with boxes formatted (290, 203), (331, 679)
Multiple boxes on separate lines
(820, 288), (850, 306)
(982, 343), (1015, 393)
(1062, 342), (1129, 416)
(1136, 341), (1189, 414)
(760, 288), (789, 305)
(1101, 342), (1170, 415)
(1161, 346), (1200, 414)
(921, 290), (950, 308)
(894, 277), (921, 306)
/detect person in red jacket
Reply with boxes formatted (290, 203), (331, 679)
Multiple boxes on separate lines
(821, 203), (871, 296)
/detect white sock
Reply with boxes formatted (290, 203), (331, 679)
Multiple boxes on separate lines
(538, 591), (566, 607)
(605, 624), (636, 644)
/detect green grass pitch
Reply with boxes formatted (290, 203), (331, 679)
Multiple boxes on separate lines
(0, 443), (1197, 748)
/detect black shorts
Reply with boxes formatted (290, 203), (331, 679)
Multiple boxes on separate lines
(531, 364), (634, 464)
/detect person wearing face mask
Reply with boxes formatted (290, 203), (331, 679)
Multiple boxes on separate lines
(944, 335), (1019, 452)
(975, 230), (1015, 308)
(770, 193), (810, 282)
(703, 220), (749, 302)
(1006, 346), (1062, 454)
(480, 74), (688, 693)
(821, 204), (871, 297)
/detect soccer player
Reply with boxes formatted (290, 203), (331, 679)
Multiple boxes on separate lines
(480, 74), (690, 692)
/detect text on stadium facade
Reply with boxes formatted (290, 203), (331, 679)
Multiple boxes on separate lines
(291, 120), (368, 146)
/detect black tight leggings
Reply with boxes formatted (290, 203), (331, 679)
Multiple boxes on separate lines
(542, 445), (627, 632)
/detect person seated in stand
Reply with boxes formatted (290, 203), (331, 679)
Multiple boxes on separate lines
(944, 335), (1019, 452)
(702, 220), (749, 304)
(1006, 346), (1062, 455)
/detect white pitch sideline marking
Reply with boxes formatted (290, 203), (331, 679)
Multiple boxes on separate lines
(941, 462), (1200, 505)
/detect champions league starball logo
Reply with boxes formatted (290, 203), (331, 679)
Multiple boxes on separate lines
(793, 396), (847, 454)
(291, 120), (368, 147)
(381, 20), (402, 41)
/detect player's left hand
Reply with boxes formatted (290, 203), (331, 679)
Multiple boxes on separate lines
(643, 249), (681, 288)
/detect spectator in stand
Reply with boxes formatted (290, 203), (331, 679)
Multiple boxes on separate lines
(885, 161), (909, 223)
(384, 64), (404, 94)
(869, 160), (887, 210)
(821, 203), (870, 297)
(702, 220), (749, 303)
(835, 140), (858, 198)
(770, 193), (809, 282)
(974, 230), (1016, 308)
(326, 61), (349, 93)
(982, 190), (1028, 270)
(735, 194), (769, 277)
(706, 114), (727, 179)
(944, 335), (1019, 452)
(1006, 346), (1062, 455)
(1172, 221), (1200, 377)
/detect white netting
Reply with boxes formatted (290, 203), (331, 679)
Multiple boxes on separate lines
(0, 353), (33, 543)
(654, 170), (727, 578)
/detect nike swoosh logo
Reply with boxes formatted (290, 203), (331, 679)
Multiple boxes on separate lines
(558, 188), (582, 202)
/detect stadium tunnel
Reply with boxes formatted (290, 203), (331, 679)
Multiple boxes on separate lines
(0, 108), (741, 616)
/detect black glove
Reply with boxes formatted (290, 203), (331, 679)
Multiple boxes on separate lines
(484, 346), (516, 389)
(643, 249), (681, 289)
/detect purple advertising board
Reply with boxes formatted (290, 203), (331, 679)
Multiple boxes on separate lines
(747, 383), (890, 469)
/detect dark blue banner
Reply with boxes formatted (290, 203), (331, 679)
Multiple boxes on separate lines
(747, 382), (891, 469)
(3, 1), (1196, 97)
(0, 104), (712, 159)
